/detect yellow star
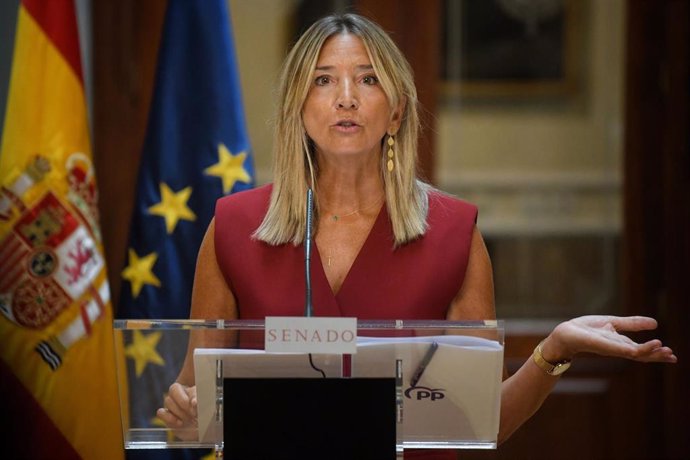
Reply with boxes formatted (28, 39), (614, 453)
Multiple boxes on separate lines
(124, 330), (165, 377)
(151, 415), (177, 442)
(121, 249), (161, 298)
(204, 143), (251, 193)
(148, 182), (197, 234)
(200, 449), (217, 460)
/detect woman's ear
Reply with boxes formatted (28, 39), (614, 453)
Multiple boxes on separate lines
(388, 97), (406, 134)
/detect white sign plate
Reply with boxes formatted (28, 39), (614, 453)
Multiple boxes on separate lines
(264, 316), (357, 354)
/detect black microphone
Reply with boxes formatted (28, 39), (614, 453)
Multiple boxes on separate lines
(304, 188), (314, 317)
(304, 188), (326, 377)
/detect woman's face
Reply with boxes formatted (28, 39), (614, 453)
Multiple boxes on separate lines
(302, 33), (401, 164)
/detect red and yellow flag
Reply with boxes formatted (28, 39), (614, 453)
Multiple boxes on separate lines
(0, 0), (123, 458)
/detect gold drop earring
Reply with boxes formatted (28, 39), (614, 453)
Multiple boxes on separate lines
(386, 135), (395, 172)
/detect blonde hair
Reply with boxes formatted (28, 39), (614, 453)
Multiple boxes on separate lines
(254, 13), (430, 247)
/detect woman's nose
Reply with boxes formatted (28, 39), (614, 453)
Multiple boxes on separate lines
(336, 80), (358, 109)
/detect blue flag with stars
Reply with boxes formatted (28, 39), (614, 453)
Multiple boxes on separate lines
(117, 0), (253, 458)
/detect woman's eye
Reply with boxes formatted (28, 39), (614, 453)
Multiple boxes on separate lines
(314, 75), (330, 86)
(362, 75), (379, 85)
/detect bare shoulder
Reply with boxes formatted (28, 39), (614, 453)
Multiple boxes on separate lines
(190, 219), (238, 319)
(446, 226), (496, 321)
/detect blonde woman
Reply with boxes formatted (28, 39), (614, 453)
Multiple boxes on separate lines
(158, 14), (676, 456)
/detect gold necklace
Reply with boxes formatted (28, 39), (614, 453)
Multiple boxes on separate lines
(323, 196), (383, 222)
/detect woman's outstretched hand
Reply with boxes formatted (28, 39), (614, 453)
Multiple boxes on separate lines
(542, 315), (678, 364)
(156, 382), (199, 441)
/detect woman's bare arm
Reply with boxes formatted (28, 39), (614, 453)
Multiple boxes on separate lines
(157, 219), (237, 433)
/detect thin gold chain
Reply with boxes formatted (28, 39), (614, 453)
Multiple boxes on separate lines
(322, 196), (384, 222)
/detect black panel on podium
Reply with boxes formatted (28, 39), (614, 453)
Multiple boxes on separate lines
(223, 377), (396, 459)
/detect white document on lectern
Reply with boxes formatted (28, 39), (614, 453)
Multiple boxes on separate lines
(353, 335), (504, 445)
(194, 335), (503, 445)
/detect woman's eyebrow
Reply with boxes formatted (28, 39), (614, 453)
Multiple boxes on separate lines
(314, 64), (374, 71)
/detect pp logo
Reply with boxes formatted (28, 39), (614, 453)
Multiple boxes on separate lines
(405, 386), (445, 401)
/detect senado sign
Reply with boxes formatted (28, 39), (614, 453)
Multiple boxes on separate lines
(264, 316), (357, 354)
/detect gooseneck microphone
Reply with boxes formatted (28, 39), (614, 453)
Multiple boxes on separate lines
(304, 188), (314, 317)
(305, 187), (327, 378)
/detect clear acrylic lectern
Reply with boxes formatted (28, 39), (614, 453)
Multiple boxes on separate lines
(113, 319), (504, 457)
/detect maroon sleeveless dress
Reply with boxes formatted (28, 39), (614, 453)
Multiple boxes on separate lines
(214, 184), (478, 460)
(214, 184), (477, 319)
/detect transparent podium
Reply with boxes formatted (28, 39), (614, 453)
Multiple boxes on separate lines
(114, 319), (504, 458)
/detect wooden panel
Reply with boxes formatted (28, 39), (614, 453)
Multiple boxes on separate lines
(354, 0), (440, 183)
(623, 1), (690, 458)
(92, 0), (167, 310)
(660, 0), (690, 454)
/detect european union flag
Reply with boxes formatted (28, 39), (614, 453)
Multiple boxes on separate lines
(117, 1), (253, 458)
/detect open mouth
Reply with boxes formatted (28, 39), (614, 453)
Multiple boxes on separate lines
(336, 120), (358, 127)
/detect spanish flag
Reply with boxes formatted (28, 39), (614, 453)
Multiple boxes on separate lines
(0, 1), (123, 459)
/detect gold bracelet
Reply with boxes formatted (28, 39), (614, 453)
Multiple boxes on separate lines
(532, 339), (571, 376)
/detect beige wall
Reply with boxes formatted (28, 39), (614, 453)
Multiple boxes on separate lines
(438, 0), (625, 236)
(228, 0), (299, 185)
(439, 1), (624, 173)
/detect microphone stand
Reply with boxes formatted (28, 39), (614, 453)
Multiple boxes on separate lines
(304, 188), (314, 317)
(304, 188), (325, 376)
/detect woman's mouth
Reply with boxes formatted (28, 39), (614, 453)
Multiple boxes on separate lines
(334, 120), (360, 131)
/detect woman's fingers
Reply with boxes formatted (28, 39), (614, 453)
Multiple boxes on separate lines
(156, 407), (183, 428)
(633, 341), (677, 363)
(585, 335), (677, 363)
(609, 316), (658, 333)
(185, 384), (198, 410)
(159, 383), (197, 425)
(153, 383), (201, 442)
(163, 393), (191, 423)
